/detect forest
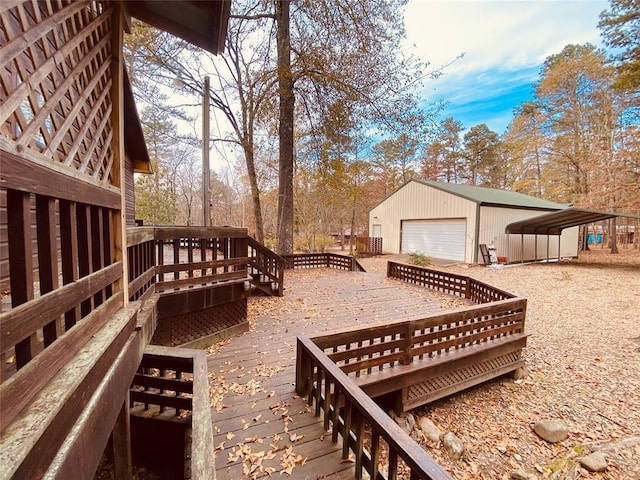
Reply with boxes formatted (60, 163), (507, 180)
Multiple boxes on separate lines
(126, 0), (639, 254)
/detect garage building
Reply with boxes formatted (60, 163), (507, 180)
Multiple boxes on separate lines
(369, 180), (579, 263)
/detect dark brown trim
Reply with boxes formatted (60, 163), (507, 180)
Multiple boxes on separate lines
(0, 292), (124, 433)
(0, 149), (121, 209)
(29, 307), (142, 479)
(1, 263), (122, 349)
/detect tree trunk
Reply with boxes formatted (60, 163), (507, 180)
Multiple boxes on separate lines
(610, 217), (619, 254)
(349, 195), (356, 256)
(275, 0), (294, 255)
(243, 143), (264, 243)
(580, 225), (589, 251)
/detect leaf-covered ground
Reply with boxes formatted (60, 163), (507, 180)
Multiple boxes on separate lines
(359, 248), (640, 480)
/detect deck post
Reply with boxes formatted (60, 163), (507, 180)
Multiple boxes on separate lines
(401, 323), (413, 365)
(112, 391), (132, 480)
(295, 339), (309, 395)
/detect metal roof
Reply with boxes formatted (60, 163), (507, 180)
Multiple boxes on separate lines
(412, 180), (569, 210)
(505, 208), (640, 235)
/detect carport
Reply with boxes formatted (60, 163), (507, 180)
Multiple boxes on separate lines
(505, 208), (638, 263)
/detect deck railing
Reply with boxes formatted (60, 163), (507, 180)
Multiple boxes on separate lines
(0, 185), (126, 440)
(127, 227), (156, 303)
(308, 297), (527, 380)
(130, 346), (215, 480)
(296, 337), (454, 480)
(127, 226), (252, 298)
(283, 252), (366, 272)
(387, 261), (515, 303)
(154, 227), (249, 293)
(247, 236), (285, 296)
(295, 262), (527, 480)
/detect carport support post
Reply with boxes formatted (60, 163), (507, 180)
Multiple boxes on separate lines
(557, 235), (561, 262)
(534, 234), (538, 261)
(546, 235), (550, 263)
(521, 234), (524, 263)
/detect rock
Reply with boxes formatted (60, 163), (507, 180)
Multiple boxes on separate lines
(417, 417), (441, 443)
(389, 410), (415, 434)
(512, 366), (529, 380)
(442, 432), (464, 460)
(533, 420), (569, 443)
(409, 429), (423, 443)
(511, 469), (529, 480)
(579, 451), (608, 472)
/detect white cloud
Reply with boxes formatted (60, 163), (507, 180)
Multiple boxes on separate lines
(404, 0), (608, 75)
(404, 0), (610, 132)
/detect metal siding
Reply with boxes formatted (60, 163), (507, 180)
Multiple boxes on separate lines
(479, 206), (579, 262)
(369, 181), (477, 262)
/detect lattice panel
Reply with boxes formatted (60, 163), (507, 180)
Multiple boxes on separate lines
(154, 299), (248, 347)
(0, 0), (115, 183)
(406, 350), (522, 401)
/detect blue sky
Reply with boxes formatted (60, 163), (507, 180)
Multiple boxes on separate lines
(404, 0), (609, 134)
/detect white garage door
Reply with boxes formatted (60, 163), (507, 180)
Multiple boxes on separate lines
(401, 219), (466, 261)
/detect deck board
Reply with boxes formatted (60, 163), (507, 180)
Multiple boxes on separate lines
(207, 268), (467, 479)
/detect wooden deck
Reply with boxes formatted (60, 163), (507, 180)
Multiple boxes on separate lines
(208, 268), (467, 479)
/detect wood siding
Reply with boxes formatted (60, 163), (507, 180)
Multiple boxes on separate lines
(0, 2), (132, 477)
(125, 154), (135, 225)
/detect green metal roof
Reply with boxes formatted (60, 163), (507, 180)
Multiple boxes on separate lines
(413, 180), (569, 210)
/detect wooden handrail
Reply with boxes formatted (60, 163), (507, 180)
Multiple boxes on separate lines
(247, 236), (285, 296)
(296, 337), (453, 480)
(126, 227), (154, 247)
(310, 297), (526, 378)
(387, 261), (516, 303)
(282, 253), (366, 272)
(294, 263), (527, 479)
(153, 226), (247, 240)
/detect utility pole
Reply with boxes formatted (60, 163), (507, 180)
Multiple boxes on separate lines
(202, 76), (211, 226)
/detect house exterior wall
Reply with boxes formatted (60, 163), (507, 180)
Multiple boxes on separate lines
(0, 1), (132, 475)
(369, 182), (478, 263)
(479, 206), (579, 262)
(125, 155), (136, 226)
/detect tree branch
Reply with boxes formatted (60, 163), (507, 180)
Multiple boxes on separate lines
(230, 13), (275, 20)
